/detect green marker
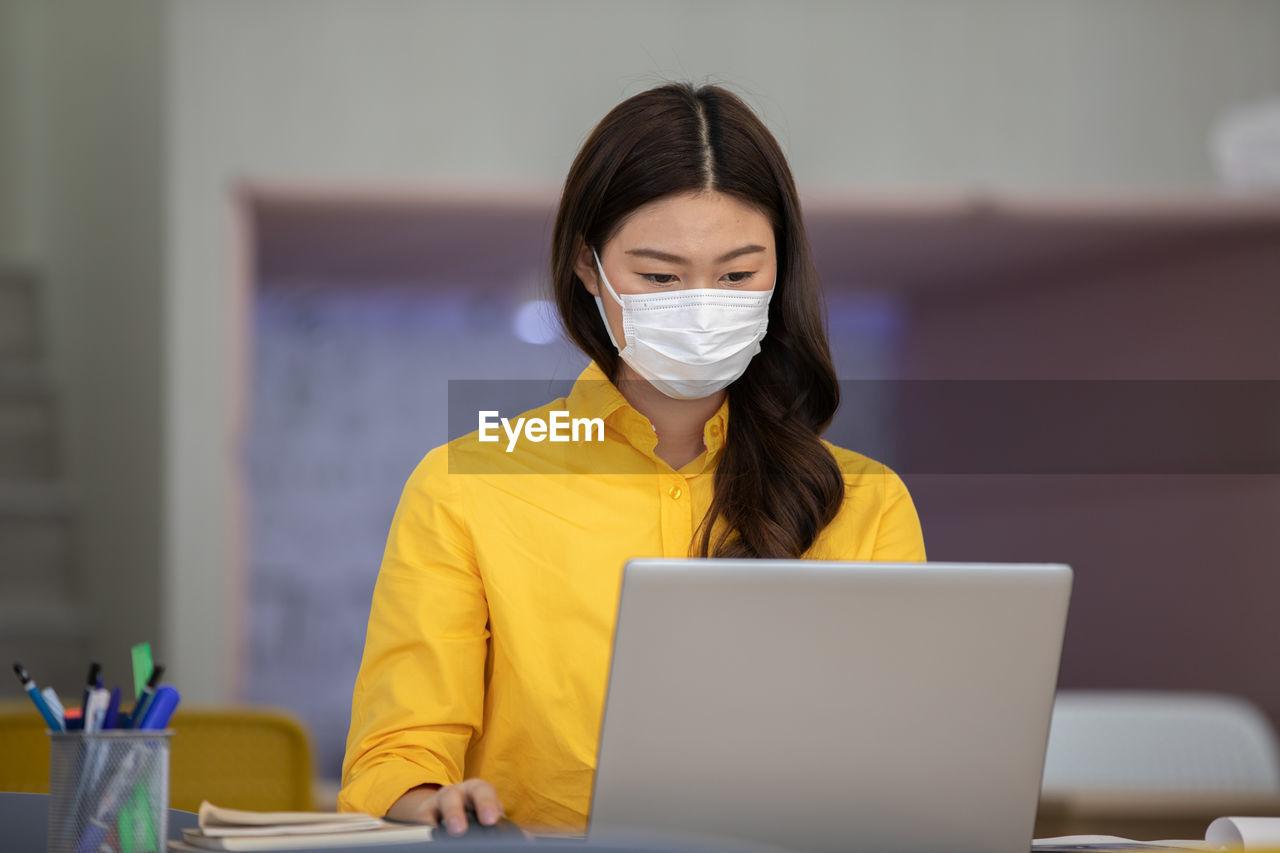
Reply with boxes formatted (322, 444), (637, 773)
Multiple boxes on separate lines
(130, 642), (153, 700)
(118, 782), (156, 853)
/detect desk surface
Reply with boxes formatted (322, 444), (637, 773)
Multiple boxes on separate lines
(2, 791), (199, 850)
(0, 791), (783, 853)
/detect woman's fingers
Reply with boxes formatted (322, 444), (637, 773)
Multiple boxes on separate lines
(461, 778), (504, 825)
(434, 784), (470, 835)
(435, 778), (505, 835)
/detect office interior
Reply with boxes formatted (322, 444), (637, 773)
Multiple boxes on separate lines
(2, 0), (1280, 839)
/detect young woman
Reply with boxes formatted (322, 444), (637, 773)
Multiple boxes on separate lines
(338, 82), (926, 836)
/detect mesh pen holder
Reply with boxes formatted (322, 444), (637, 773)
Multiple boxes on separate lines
(48, 730), (172, 853)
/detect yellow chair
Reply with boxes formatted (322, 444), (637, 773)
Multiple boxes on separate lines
(0, 703), (315, 812)
(168, 707), (315, 812)
(0, 700), (50, 793)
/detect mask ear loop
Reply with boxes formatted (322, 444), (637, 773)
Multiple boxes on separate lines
(592, 249), (626, 307)
(590, 248), (625, 352)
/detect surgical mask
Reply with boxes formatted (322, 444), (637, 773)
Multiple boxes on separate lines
(592, 249), (775, 400)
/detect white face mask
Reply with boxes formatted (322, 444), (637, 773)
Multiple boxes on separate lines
(592, 249), (775, 400)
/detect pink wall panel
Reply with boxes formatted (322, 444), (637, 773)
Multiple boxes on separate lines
(895, 236), (1280, 724)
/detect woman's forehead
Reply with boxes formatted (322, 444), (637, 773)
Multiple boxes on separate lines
(609, 191), (775, 259)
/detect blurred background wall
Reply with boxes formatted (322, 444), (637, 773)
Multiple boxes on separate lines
(1, 0), (165, 696)
(2, 0), (1279, 785)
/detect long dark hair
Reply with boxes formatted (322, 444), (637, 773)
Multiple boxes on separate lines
(551, 82), (844, 558)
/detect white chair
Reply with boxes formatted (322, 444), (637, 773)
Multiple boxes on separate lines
(1041, 690), (1280, 795)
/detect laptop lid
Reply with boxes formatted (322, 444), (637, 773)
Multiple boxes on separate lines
(588, 560), (1073, 853)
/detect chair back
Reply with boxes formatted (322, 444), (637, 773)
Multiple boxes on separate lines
(169, 707), (315, 811)
(0, 700), (50, 792)
(1042, 689), (1280, 794)
(0, 702), (315, 811)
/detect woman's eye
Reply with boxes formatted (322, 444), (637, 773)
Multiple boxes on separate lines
(722, 271), (756, 285)
(641, 273), (678, 286)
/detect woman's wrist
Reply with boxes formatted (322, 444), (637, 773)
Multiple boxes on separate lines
(385, 783), (443, 822)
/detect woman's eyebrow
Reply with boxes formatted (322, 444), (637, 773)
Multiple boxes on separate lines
(625, 245), (767, 264)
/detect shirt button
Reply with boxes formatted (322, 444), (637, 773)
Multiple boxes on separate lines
(668, 485), (683, 500)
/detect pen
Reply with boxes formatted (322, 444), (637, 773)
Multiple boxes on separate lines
(74, 742), (153, 853)
(11, 662), (65, 731)
(128, 664), (165, 728)
(80, 661), (100, 725)
(41, 686), (65, 722)
(84, 686), (110, 733)
(102, 686), (121, 730)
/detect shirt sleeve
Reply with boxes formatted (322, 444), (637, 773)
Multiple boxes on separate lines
(338, 445), (489, 816)
(872, 466), (927, 562)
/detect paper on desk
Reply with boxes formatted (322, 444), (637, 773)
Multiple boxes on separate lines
(1033, 835), (1212, 851)
(1206, 817), (1280, 850)
(198, 802), (381, 831)
(193, 822), (389, 838)
(176, 823), (436, 851)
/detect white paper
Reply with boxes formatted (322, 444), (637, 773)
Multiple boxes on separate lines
(198, 801), (381, 830)
(192, 822), (386, 838)
(1034, 835), (1211, 851)
(1205, 817), (1280, 850)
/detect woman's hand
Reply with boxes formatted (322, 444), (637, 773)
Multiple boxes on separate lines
(385, 779), (506, 836)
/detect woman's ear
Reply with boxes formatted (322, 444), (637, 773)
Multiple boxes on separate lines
(573, 239), (600, 298)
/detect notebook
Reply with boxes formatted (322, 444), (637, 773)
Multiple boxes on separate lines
(588, 559), (1074, 853)
(167, 802), (435, 851)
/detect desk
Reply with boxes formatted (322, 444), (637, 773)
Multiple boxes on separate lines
(1, 791), (199, 850)
(0, 791), (778, 852)
(1035, 792), (1280, 841)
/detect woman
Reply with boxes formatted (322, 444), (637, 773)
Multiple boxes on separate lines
(338, 82), (926, 835)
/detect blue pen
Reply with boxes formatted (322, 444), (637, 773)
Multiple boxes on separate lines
(102, 686), (121, 730)
(127, 664), (165, 729)
(136, 685), (180, 730)
(12, 662), (65, 731)
(41, 686), (65, 723)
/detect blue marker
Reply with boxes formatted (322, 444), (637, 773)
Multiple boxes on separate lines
(136, 685), (180, 730)
(12, 662), (65, 731)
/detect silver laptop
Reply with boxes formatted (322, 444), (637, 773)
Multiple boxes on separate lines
(588, 560), (1073, 853)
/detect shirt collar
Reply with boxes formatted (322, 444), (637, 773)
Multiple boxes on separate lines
(565, 361), (631, 423)
(566, 361), (731, 467)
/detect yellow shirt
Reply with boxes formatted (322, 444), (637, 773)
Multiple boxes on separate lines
(339, 362), (926, 831)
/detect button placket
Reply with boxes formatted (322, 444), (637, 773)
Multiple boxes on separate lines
(658, 475), (693, 556)
(703, 417), (726, 455)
